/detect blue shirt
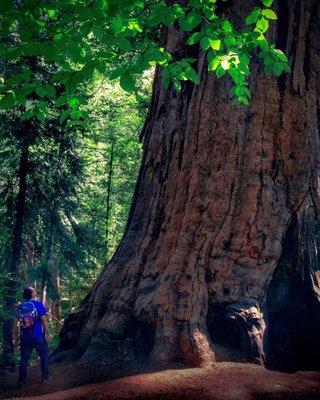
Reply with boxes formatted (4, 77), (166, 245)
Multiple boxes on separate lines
(17, 300), (47, 339)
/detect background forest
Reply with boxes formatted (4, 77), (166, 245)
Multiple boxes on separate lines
(0, 70), (152, 353)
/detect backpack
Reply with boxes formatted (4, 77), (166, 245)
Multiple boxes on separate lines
(17, 301), (38, 332)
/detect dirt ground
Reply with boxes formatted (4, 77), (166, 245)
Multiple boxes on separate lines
(1, 360), (320, 400)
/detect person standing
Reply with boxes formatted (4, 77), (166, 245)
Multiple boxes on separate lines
(12, 287), (50, 387)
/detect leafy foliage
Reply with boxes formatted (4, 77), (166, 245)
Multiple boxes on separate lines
(0, 0), (290, 115)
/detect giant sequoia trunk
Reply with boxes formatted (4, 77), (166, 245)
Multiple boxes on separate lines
(58, 0), (320, 371)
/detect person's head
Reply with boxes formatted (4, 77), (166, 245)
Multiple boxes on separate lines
(23, 287), (37, 301)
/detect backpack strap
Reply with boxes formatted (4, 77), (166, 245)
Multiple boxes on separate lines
(18, 301), (39, 324)
(26, 301), (38, 317)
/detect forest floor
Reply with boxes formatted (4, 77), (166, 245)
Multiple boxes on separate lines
(1, 360), (320, 400)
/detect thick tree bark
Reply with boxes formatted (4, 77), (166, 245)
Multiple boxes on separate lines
(58, 0), (320, 371)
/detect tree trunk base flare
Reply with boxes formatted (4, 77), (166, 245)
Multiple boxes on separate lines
(55, 0), (320, 372)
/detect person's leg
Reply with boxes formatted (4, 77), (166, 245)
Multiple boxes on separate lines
(34, 338), (49, 380)
(19, 339), (33, 384)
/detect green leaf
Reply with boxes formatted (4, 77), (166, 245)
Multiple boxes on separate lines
(128, 18), (143, 33)
(60, 109), (70, 123)
(36, 108), (47, 122)
(238, 96), (249, 105)
(179, 11), (202, 32)
(282, 63), (291, 73)
(256, 17), (269, 33)
(229, 69), (245, 85)
(94, 0), (107, 11)
(263, 54), (275, 68)
(184, 67), (200, 84)
(208, 56), (221, 71)
(69, 45), (81, 62)
(224, 36), (236, 48)
(36, 86), (47, 98)
(68, 96), (81, 109)
(0, 92), (15, 109)
(187, 32), (202, 45)
(222, 20), (233, 33)
(117, 38), (132, 52)
(200, 37), (210, 51)
(261, 9), (277, 20)
(209, 38), (221, 51)
(273, 61), (284, 76)
(216, 66), (226, 78)
(120, 73), (136, 92)
(78, 5), (92, 21)
(36, 19), (46, 28)
(21, 110), (34, 120)
(257, 33), (269, 49)
(92, 23), (105, 40)
(262, 0), (273, 7)
(203, 7), (216, 20)
(55, 94), (69, 107)
(246, 8), (261, 25)
(47, 7), (58, 20)
(234, 86), (251, 98)
(36, 85), (56, 98)
(273, 49), (288, 62)
(96, 61), (107, 73)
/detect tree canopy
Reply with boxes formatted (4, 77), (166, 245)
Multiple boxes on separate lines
(0, 0), (289, 118)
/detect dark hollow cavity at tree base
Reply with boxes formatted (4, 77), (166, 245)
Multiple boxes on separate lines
(265, 199), (320, 373)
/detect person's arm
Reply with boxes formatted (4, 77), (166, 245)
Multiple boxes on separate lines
(12, 317), (19, 347)
(40, 315), (50, 342)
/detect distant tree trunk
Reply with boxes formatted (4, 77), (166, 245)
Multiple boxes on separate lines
(104, 142), (115, 266)
(3, 132), (29, 367)
(52, 271), (62, 331)
(40, 275), (47, 306)
(68, 268), (74, 312)
(58, 0), (320, 372)
(41, 233), (53, 306)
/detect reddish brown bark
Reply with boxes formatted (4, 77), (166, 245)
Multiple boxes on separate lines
(58, 0), (320, 371)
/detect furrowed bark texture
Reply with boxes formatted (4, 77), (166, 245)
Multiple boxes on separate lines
(58, 0), (320, 371)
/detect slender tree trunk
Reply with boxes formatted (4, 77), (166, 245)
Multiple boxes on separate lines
(104, 142), (115, 266)
(58, 0), (320, 371)
(41, 274), (47, 306)
(52, 271), (62, 331)
(41, 233), (53, 306)
(3, 132), (29, 367)
(68, 268), (73, 312)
